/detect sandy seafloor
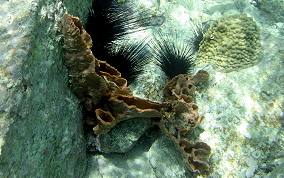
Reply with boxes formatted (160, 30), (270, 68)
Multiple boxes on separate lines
(126, 0), (284, 177)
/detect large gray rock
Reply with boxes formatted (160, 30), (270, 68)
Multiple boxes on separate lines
(0, 0), (92, 177)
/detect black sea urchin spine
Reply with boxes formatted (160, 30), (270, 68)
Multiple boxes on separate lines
(151, 31), (195, 80)
(107, 38), (151, 83)
(86, 0), (150, 59)
(189, 18), (212, 52)
(85, 0), (162, 83)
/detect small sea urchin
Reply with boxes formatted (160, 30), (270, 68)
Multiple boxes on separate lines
(151, 31), (195, 80)
(107, 38), (151, 83)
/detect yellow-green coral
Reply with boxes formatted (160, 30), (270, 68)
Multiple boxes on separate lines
(196, 14), (262, 72)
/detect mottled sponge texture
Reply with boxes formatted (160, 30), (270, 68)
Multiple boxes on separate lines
(197, 14), (262, 72)
(62, 14), (211, 173)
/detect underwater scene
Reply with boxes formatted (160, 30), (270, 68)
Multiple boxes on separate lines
(0, 0), (283, 177)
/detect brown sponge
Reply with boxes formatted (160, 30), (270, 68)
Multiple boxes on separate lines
(62, 14), (211, 173)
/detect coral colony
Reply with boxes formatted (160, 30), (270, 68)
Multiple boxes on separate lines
(197, 14), (261, 72)
(62, 14), (211, 172)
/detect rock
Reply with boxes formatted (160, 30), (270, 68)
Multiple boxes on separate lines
(95, 118), (152, 153)
(0, 0), (93, 177)
(85, 127), (196, 178)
